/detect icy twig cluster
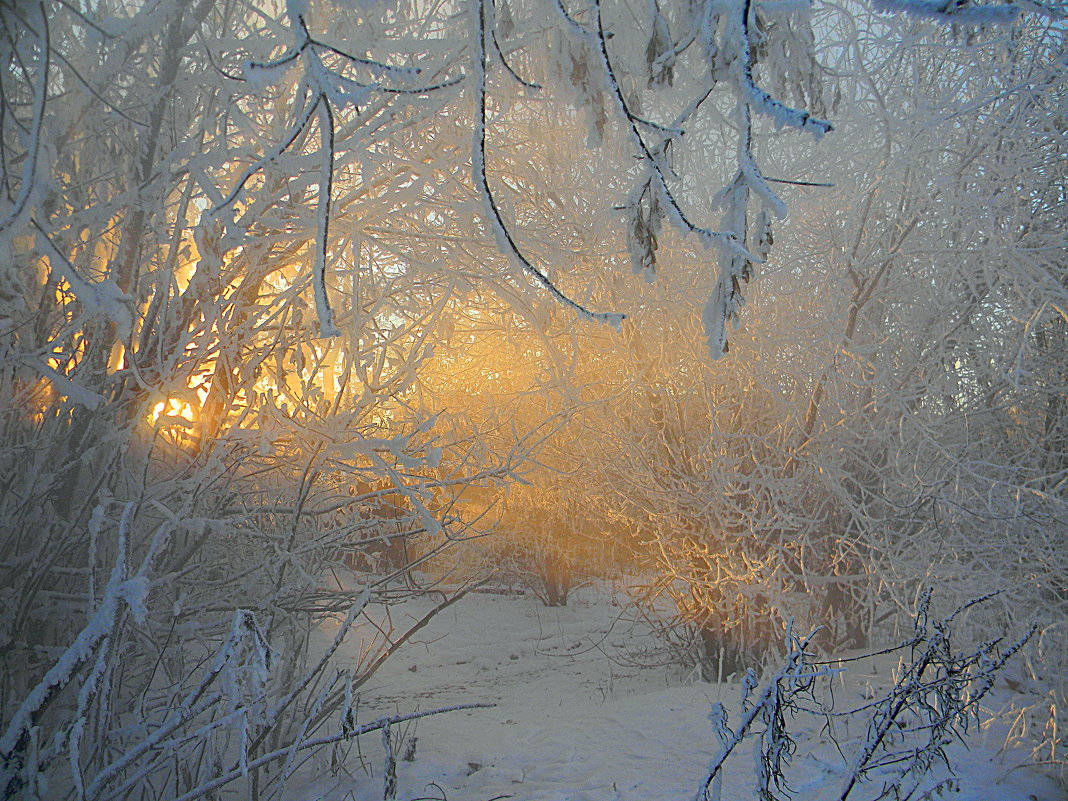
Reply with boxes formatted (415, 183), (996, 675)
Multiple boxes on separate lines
(693, 593), (1035, 801)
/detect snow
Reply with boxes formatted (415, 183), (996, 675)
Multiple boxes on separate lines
(0, 2), (47, 237)
(0, 504), (135, 759)
(703, 283), (729, 360)
(286, 584), (1061, 801)
(870, 0), (1021, 25)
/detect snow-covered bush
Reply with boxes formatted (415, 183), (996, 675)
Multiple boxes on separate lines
(570, 7), (1068, 732)
(694, 593), (1037, 801)
(0, 373), (499, 798)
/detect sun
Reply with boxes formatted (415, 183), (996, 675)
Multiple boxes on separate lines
(148, 398), (197, 426)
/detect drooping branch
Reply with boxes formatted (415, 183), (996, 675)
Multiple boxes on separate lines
(314, 95), (340, 337)
(473, 0), (624, 327)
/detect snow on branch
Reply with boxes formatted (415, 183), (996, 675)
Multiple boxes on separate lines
(732, 0), (833, 136)
(314, 98), (341, 338)
(211, 92), (322, 215)
(474, 0), (625, 328)
(210, 8), (466, 341)
(0, 503), (138, 796)
(168, 702), (495, 801)
(835, 592), (1037, 801)
(869, 0), (1023, 24)
(33, 223), (132, 340)
(550, 0), (808, 356)
(691, 595), (1036, 801)
(740, 162), (787, 220)
(0, 3), (49, 237)
(694, 625), (824, 801)
(20, 356), (106, 411)
(586, 0), (743, 251)
(268, 590), (372, 723)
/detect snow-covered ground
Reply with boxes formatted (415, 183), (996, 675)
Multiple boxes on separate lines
(294, 584), (1061, 801)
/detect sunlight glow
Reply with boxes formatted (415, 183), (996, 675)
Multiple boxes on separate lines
(149, 398), (197, 426)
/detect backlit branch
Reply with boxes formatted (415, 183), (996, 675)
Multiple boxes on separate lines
(474, 0), (624, 327)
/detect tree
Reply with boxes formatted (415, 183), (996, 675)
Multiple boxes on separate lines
(590, 0), (1068, 711)
(1, 0), (1063, 796)
(0, 2), (500, 797)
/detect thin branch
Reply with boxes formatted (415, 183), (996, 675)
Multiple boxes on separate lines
(171, 703), (495, 801)
(211, 90), (320, 214)
(313, 95), (340, 337)
(55, 0), (118, 38)
(474, 0), (623, 326)
(764, 176), (835, 187)
(307, 36), (420, 78)
(586, 0), (742, 251)
(378, 73), (465, 94)
(51, 48), (148, 127)
(492, 27), (541, 90)
(734, 0), (833, 136)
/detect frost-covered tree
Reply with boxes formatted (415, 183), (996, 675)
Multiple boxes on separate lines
(585, 1), (1067, 725)
(0, 2), (504, 797)
(1, 0), (1064, 796)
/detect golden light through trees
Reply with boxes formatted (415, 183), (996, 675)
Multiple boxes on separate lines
(148, 397), (197, 426)
(0, 0), (1064, 797)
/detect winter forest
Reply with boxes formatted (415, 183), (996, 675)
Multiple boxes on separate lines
(0, 0), (1065, 798)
